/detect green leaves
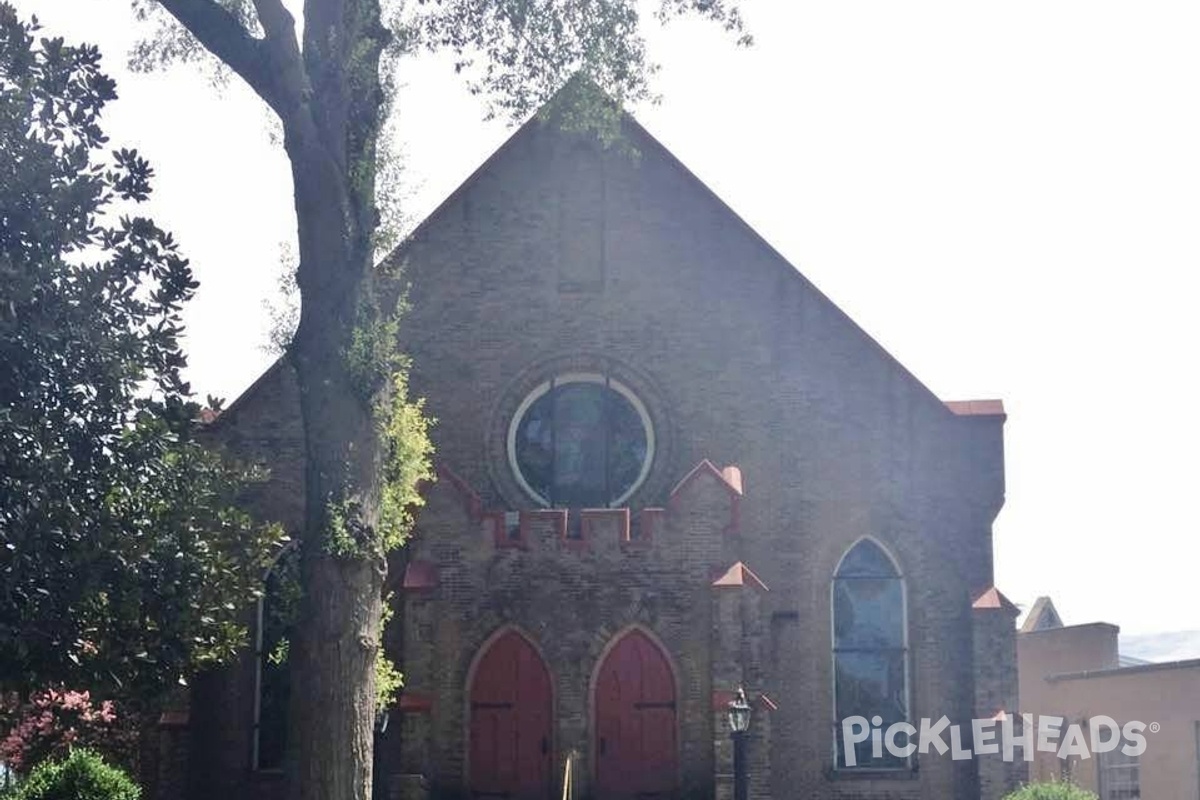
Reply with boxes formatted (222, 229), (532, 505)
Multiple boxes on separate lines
(0, 5), (283, 698)
(0, 749), (140, 800)
(378, 371), (434, 553)
(1003, 782), (1098, 800)
(408, 0), (750, 124)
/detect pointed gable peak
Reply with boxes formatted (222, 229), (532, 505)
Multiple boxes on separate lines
(1020, 596), (1063, 632)
(671, 460), (744, 500)
(972, 586), (1020, 615)
(711, 562), (768, 592)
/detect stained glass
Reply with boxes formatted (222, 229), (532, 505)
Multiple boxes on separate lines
(513, 378), (649, 507)
(833, 540), (908, 770)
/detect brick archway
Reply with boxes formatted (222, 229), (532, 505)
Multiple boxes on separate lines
(468, 630), (553, 800)
(593, 629), (680, 800)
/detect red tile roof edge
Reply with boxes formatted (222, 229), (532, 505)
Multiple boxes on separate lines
(402, 560), (439, 591)
(434, 463), (483, 521)
(711, 562), (769, 592)
(972, 586), (1020, 615)
(398, 693), (433, 713)
(945, 399), (1006, 418)
(670, 459), (744, 502)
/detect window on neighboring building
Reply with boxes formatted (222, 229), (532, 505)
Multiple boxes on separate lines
(832, 538), (909, 769)
(508, 373), (653, 509)
(1098, 744), (1141, 800)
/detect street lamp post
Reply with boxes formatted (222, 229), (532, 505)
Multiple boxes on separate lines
(727, 688), (752, 800)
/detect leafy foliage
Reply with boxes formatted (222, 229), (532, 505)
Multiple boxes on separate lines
(378, 370), (434, 552)
(0, 5), (284, 696)
(0, 690), (134, 776)
(409, 0), (750, 120)
(130, 0), (749, 128)
(1003, 781), (1099, 800)
(373, 598), (402, 712)
(0, 749), (139, 800)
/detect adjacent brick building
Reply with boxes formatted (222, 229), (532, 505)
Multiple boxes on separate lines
(182, 97), (1019, 800)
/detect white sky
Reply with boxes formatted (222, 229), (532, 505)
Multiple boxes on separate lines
(19, 1), (1200, 636)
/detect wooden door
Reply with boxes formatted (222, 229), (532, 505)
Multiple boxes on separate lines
(469, 631), (553, 800)
(594, 630), (679, 800)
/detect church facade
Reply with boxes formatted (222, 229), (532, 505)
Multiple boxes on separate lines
(179, 102), (1023, 800)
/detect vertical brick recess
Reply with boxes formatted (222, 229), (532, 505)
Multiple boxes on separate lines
(972, 589), (1027, 799)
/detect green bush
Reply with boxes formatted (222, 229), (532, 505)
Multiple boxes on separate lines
(2, 750), (139, 800)
(1004, 779), (1098, 800)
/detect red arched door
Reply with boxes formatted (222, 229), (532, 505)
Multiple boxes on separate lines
(594, 630), (679, 800)
(469, 631), (553, 800)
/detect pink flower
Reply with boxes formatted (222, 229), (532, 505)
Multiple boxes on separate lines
(0, 686), (127, 774)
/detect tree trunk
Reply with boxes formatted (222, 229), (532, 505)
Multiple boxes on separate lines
(156, 3), (394, 798)
(285, 112), (387, 800)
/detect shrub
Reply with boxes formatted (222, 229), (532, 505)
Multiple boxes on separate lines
(1004, 780), (1098, 800)
(2, 749), (139, 800)
(0, 690), (134, 775)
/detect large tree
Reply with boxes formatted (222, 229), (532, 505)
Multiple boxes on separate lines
(125, 2), (748, 798)
(0, 5), (282, 699)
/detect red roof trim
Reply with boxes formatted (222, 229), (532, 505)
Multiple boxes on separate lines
(635, 507), (665, 544)
(711, 562), (769, 592)
(670, 460), (744, 501)
(972, 586), (1020, 615)
(581, 507), (630, 545)
(435, 464), (483, 522)
(398, 693), (433, 714)
(945, 399), (1007, 419)
(402, 560), (439, 591)
(516, 508), (571, 549)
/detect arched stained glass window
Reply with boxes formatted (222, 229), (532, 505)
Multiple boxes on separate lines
(832, 539), (909, 770)
(507, 373), (653, 508)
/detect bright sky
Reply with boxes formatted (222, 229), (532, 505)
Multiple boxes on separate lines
(19, 1), (1200, 636)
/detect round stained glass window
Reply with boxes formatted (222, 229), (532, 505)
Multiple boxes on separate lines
(507, 373), (654, 508)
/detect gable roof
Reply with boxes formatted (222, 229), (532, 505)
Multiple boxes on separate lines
(221, 86), (1002, 425)
(403, 93), (1003, 419)
(1020, 596), (1064, 633)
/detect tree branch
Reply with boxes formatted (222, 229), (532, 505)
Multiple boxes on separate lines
(156, 0), (302, 117)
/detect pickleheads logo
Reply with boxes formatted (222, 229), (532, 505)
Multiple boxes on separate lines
(839, 714), (1151, 767)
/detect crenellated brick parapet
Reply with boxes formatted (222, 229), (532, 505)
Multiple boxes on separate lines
(419, 459), (743, 558)
(394, 458), (760, 800)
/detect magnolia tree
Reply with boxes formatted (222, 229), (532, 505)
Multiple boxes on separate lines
(0, 2), (283, 710)
(122, 2), (749, 798)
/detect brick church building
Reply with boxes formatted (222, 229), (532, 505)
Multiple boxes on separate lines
(177, 98), (1024, 800)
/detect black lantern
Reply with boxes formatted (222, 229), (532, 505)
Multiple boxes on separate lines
(727, 687), (752, 734)
(727, 688), (751, 800)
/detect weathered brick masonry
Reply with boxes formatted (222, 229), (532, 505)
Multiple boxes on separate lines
(180, 101), (1020, 800)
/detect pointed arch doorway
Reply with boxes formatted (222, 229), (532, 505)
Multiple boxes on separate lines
(468, 630), (553, 800)
(593, 629), (679, 800)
